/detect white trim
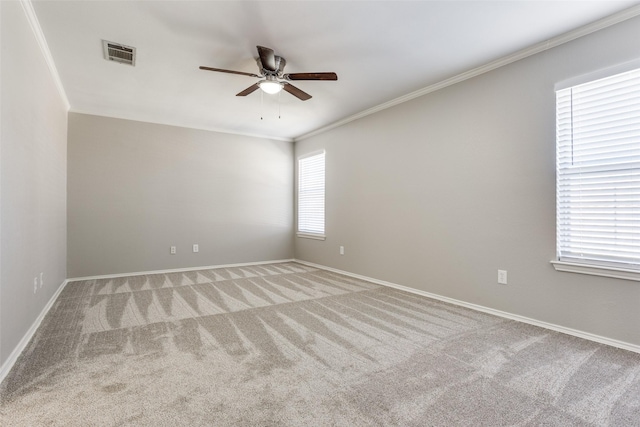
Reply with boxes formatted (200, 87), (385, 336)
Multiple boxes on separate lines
(69, 111), (295, 143)
(555, 58), (640, 91)
(293, 5), (640, 142)
(297, 149), (325, 161)
(18, 0), (639, 145)
(294, 259), (640, 354)
(67, 259), (296, 282)
(296, 233), (326, 241)
(20, 0), (70, 111)
(0, 259), (294, 384)
(0, 3), (3, 384)
(551, 261), (640, 282)
(0, 279), (70, 385)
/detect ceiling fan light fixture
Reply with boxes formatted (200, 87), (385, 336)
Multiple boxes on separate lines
(201, 45), (335, 101)
(258, 80), (284, 94)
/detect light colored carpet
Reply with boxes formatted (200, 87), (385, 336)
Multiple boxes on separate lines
(1, 262), (639, 426)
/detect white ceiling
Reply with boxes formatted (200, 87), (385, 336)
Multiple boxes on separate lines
(32, 0), (640, 141)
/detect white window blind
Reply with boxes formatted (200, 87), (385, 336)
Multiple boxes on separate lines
(556, 68), (640, 270)
(298, 151), (325, 236)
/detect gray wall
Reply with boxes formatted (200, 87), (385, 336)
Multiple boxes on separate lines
(1, 2), (68, 365)
(67, 113), (294, 277)
(295, 16), (640, 346)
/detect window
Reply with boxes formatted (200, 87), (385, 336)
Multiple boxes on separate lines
(554, 67), (640, 278)
(297, 151), (325, 239)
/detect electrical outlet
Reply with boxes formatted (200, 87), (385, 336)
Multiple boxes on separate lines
(170, 246), (176, 255)
(34, 277), (38, 294)
(339, 246), (345, 255)
(498, 270), (508, 285)
(193, 244), (199, 253)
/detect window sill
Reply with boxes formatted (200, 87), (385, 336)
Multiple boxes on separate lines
(296, 233), (326, 241)
(551, 261), (640, 282)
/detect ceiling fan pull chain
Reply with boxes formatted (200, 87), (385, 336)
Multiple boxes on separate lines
(278, 90), (281, 119)
(260, 90), (264, 120)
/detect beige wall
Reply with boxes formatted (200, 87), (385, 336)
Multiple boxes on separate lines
(295, 16), (640, 346)
(1, 2), (68, 365)
(67, 113), (294, 277)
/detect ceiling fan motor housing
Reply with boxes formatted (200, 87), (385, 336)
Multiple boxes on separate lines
(258, 56), (286, 77)
(200, 45), (336, 101)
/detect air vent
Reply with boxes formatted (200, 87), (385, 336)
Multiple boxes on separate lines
(102, 40), (136, 66)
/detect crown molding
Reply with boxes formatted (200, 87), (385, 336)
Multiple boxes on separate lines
(294, 4), (640, 142)
(20, 0), (70, 110)
(68, 110), (295, 143)
(16, 1), (640, 143)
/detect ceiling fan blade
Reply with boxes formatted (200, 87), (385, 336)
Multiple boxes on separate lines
(283, 83), (312, 101)
(257, 46), (276, 72)
(199, 66), (260, 78)
(284, 72), (338, 81)
(236, 83), (260, 97)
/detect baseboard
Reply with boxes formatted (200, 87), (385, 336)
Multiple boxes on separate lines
(6, 258), (635, 387)
(294, 259), (640, 354)
(68, 259), (296, 282)
(0, 278), (70, 385)
(1, 259), (298, 385)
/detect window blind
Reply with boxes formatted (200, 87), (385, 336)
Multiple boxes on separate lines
(298, 151), (325, 235)
(556, 68), (640, 269)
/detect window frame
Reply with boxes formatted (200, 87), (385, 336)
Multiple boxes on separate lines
(552, 63), (640, 281)
(296, 150), (326, 240)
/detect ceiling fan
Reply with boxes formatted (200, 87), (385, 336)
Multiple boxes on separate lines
(200, 45), (337, 101)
